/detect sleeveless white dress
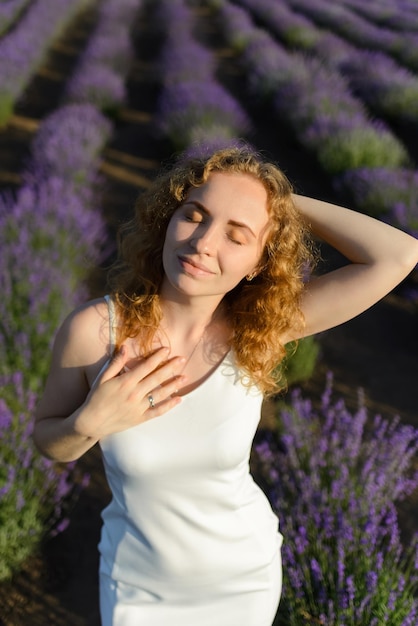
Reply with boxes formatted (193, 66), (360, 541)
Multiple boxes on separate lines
(97, 296), (283, 625)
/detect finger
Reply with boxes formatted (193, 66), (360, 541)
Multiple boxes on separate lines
(144, 392), (183, 420)
(138, 356), (187, 394)
(99, 345), (130, 384)
(146, 375), (186, 408)
(126, 349), (184, 385)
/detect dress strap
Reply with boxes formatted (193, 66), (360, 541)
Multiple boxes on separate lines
(104, 294), (117, 356)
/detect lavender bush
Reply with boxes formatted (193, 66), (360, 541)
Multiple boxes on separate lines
(29, 103), (112, 185)
(341, 0), (418, 32)
(286, 0), (418, 72)
(0, 374), (88, 580)
(254, 376), (418, 624)
(158, 36), (215, 85)
(238, 0), (323, 52)
(0, 177), (106, 387)
(157, 80), (250, 150)
(216, 2), (255, 53)
(240, 28), (299, 99)
(335, 167), (418, 236)
(285, 0), (398, 55)
(65, 0), (140, 110)
(340, 51), (418, 124)
(239, 28), (410, 173)
(0, 103), (110, 578)
(0, 0), (90, 125)
(155, 0), (250, 151)
(0, 0), (31, 36)
(303, 114), (409, 174)
(240, 0), (418, 128)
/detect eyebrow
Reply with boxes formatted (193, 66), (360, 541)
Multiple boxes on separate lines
(183, 201), (257, 238)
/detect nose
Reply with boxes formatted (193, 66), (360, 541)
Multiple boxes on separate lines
(189, 223), (218, 254)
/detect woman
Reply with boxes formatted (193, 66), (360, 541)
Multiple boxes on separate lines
(34, 146), (418, 625)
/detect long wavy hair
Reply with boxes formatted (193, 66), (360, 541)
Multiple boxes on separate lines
(107, 145), (316, 393)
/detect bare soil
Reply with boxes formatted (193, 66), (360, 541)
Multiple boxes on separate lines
(0, 4), (416, 625)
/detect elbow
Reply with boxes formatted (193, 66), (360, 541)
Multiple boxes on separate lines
(32, 423), (49, 458)
(31, 428), (59, 462)
(32, 423), (84, 464)
(400, 238), (418, 276)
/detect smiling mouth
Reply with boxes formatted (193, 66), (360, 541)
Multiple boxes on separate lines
(178, 256), (215, 276)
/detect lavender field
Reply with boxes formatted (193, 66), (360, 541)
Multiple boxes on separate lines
(0, 0), (417, 624)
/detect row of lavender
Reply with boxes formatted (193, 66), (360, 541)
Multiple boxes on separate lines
(0, 0), (141, 580)
(280, 0), (418, 240)
(236, 0), (418, 130)
(340, 0), (418, 32)
(153, 1), (418, 623)
(218, 0), (418, 310)
(0, 0), (31, 37)
(287, 0), (418, 72)
(0, 0), (93, 126)
(257, 377), (418, 625)
(154, 0), (250, 154)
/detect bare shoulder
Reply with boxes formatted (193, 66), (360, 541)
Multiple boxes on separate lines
(53, 297), (110, 367)
(35, 298), (111, 421)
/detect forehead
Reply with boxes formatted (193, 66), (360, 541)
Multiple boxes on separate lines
(185, 172), (269, 231)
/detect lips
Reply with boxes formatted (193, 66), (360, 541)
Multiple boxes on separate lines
(178, 255), (215, 276)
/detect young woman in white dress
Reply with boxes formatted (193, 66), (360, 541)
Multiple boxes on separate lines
(34, 146), (418, 625)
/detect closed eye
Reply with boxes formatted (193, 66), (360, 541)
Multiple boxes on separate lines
(228, 234), (244, 245)
(227, 228), (247, 245)
(183, 209), (204, 223)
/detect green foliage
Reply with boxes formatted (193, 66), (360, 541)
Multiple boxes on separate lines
(284, 26), (321, 51)
(279, 336), (320, 388)
(317, 128), (409, 175)
(383, 87), (418, 120)
(0, 93), (14, 127)
(0, 378), (80, 581)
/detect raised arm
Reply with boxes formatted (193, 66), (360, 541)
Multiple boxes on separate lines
(290, 194), (418, 340)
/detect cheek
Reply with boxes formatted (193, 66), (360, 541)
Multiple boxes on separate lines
(165, 218), (193, 245)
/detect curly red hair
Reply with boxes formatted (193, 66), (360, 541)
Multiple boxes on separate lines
(107, 145), (316, 393)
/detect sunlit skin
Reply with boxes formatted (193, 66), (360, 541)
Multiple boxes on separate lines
(32, 154), (418, 462)
(161, 172), (271, 309)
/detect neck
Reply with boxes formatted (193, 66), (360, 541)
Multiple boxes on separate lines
(159, 297), (224, 341)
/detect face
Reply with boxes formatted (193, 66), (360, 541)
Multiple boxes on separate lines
(161, 172), (270, 304)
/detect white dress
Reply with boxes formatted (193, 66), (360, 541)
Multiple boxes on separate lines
(97, 296), (283, 625)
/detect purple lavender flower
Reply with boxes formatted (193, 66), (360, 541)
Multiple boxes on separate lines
(335, 167), (418, 236)
(340, 50), (418, 123)
(63, 0), (139, 111)
(341, 0), (418, 32)
(0, 0), (89, 123)
(286, 0), (398, 53)
(29, 104), (112, 182)
(239, 0), (322, 51)
(157, 81), (250, 150)
(254, 376), (418, 623)
(219, 2), (255, 52)
(66, 64), (127, 109)
(0, 0), (31, 36)
(154, 0), (251, 152)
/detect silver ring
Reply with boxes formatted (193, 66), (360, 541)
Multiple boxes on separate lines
(147, 394), (155, 408)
